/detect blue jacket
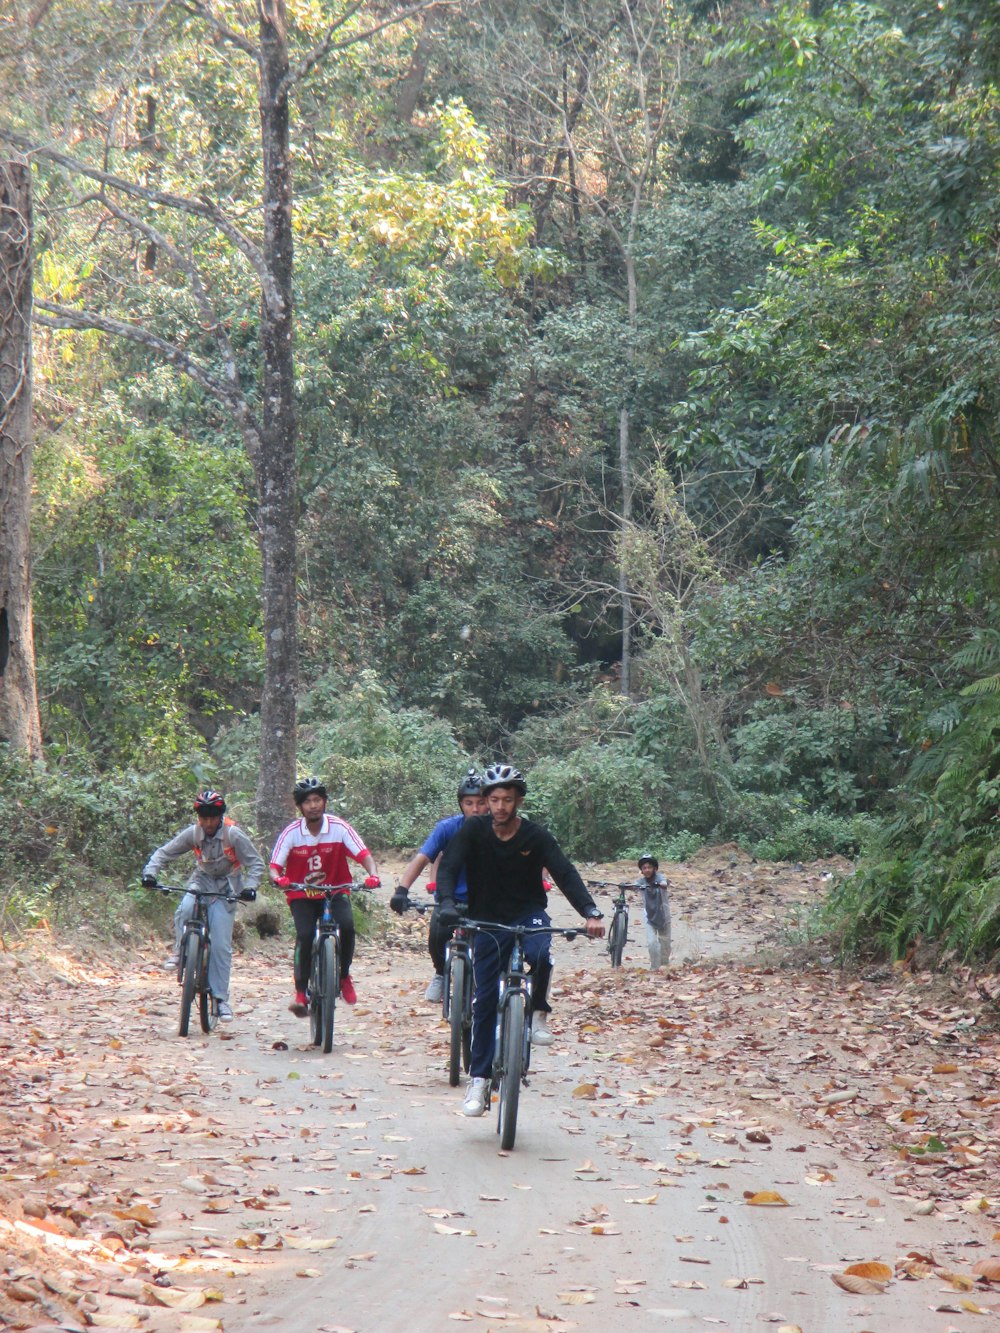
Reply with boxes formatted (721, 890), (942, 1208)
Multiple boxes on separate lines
(420, 813), (470, 901)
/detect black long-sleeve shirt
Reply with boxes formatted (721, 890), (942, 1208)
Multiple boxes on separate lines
(436, 814), (597, 924)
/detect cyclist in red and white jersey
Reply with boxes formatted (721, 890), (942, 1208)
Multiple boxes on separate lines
(270, 777), (381, 1014)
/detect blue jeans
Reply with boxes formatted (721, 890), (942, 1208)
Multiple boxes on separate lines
(469, 911), (552, 1079)
(174, 887), (237, 1002)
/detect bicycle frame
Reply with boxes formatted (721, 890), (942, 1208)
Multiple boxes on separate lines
(156, 884), (234, 1037)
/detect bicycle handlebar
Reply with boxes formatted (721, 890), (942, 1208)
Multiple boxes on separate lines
(280, 882), (361, 894)
(152, 883), (239, 902)
(586, 879), (643, 891)
(462, 920), (594, 943)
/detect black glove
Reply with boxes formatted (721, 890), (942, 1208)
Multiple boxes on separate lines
(436, 900), (460, 928)
(389, 889), (410, 915)
(239, 887), (257, 902)
(141, 874), (158, 888)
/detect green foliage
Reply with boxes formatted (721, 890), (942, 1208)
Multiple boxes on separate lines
(527, 743), (674, 861)
(0, 742), (227, 935)
(33, 415), (262, 766)
(297, 669), (475, 848)
(826, 630), (1000, 958)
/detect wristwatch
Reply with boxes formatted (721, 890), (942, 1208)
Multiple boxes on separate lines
(585, 908), (604, 920)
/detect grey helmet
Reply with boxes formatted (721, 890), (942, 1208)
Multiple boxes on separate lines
(458, 768), (485, 801)
(481, 763), (527, 796)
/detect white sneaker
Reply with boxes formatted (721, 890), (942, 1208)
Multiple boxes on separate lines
(424, 974), (444, 1003)
(163, 953), (179, 970)
(461, 1077), (489, 1117)
(530, 1011), (554, 1046)
(217, 1001), (233, 1022)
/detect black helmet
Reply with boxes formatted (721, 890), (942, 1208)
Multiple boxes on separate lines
(638, 852), (659, 870)
(482, 763), (527, 796)
(293, 776), (327, 806)
(194, 789), (226, 816)
(458, 768), (485, 801)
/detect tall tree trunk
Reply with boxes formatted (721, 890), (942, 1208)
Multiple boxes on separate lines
(618, 247), (638, 700)
(0, 158), (43, 761)
(255, 0), (298, 846)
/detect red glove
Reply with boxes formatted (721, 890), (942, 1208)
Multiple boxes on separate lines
(274, 875), (291, 888)
(364, 874), (381, 889)
(425, 880), (436, 895)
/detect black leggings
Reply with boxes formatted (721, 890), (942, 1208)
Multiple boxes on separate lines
(289, 895), (355, 991)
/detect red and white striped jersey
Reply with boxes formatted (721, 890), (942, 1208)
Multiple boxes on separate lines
(270, 813), (370, 900)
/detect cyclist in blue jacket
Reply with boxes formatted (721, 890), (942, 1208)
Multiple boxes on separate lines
(390, 769), (486, 1002)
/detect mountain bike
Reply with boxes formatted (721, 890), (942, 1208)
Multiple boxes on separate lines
(400, 895), (472, 1087)
(155, 884), (240, 1036)
(288, 882), (364, 1053)
(464, 920), (590, 1151)
(587, 880), (641, 968)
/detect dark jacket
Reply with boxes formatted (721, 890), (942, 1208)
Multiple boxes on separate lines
(437, 813), (597, 924)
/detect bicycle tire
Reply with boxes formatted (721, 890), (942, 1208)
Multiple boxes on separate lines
(320, 934), (337, 1054)
(497, 991), (525, 1151)
(178, 932), (199, 1037)
(609, 912), (625, 969)
(447, 953), (467, 1087)
(309, 942), (323, 1047)
(198, 938), (217, 1033)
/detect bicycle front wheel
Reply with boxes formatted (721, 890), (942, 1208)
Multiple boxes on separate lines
(608, 913), (625, 969)
(497, 991), (525, 1152)
(320, 935), (338, 1053)
(447, 954), (467, 1087)
(178, 933), (199, 1037)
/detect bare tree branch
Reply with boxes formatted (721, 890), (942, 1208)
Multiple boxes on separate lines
(280, 0), (443, 98)
(0, 130), (286, 312)
(34, 299), (262, 459)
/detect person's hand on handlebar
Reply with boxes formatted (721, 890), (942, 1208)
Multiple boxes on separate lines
(239, 887), (257, 902)
(141, 874), (158, 888)
(389, 887), (410, 915)
(364, 874), (381, 890)
(584, 916), (605, 939)
(436, 900), (460, 928)
(273, 874), (291, 888)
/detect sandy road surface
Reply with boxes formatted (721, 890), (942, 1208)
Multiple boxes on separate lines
(3, 861), (998, 1332)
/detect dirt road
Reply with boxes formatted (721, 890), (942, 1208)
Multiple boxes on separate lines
(2, 853), (999, 1331)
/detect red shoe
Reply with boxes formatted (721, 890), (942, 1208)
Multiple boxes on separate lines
(289, 990), (308, 1017)
(340, 975), (357, 1006)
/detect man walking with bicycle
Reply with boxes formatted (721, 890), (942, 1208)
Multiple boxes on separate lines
(141, 790), (264, 1022)
(435, 763), (604, 1117)
(270, 777), (381, 1014)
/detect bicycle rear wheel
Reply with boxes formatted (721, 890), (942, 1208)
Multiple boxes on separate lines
(309, 941), (323, 1047)
(447, 953), (467, 1087)
(608, 912), (625, 968)
(319, 934), (338, 1053)
(497, 991), (525, 1152)
(178, 933), (199, 1037)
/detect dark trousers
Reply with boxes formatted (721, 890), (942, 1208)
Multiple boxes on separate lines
(469, 910), (552, 1079)
(289, 894), (355, 991)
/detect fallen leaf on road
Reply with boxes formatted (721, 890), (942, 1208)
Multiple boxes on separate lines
(434, 1223), (476, 1236)
(745, 1191), (789, 1206)
(557, 1290), (595, 1304)
(844, 1262), (892, 1282)
(283, 1235), (339, 1250)
(972, 1258), (1000, 1280)
(831, 1272), (888, 1294)
(572, 1084), (598, 1099)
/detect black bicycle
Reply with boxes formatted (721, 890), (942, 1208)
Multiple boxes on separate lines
(288, 882), (364, 1053)
(464, 920), (590, 1151)
(587, 880), (642, 968)
(399, 895), (473, 1087)
(155, 884), (241, 1036)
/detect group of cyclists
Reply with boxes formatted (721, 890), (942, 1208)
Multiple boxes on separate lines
(142, 765), (671, 1117)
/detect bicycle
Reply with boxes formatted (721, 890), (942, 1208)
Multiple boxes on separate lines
(155, 884), (244, 1037)
(587, 880), (642, 968)
(399, 894), (473, 1087)
(288, 882), (366, 1053)
(463, 920), (591, 1151)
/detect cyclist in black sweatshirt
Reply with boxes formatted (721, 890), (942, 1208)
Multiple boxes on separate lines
(436, 763), (604, 1117)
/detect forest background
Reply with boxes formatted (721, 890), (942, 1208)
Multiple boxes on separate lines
(1, 0), (999, 964)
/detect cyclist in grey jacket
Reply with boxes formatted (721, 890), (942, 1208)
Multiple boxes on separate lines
(141, 790), (264, 1020)
(637, 853), (671, 970)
